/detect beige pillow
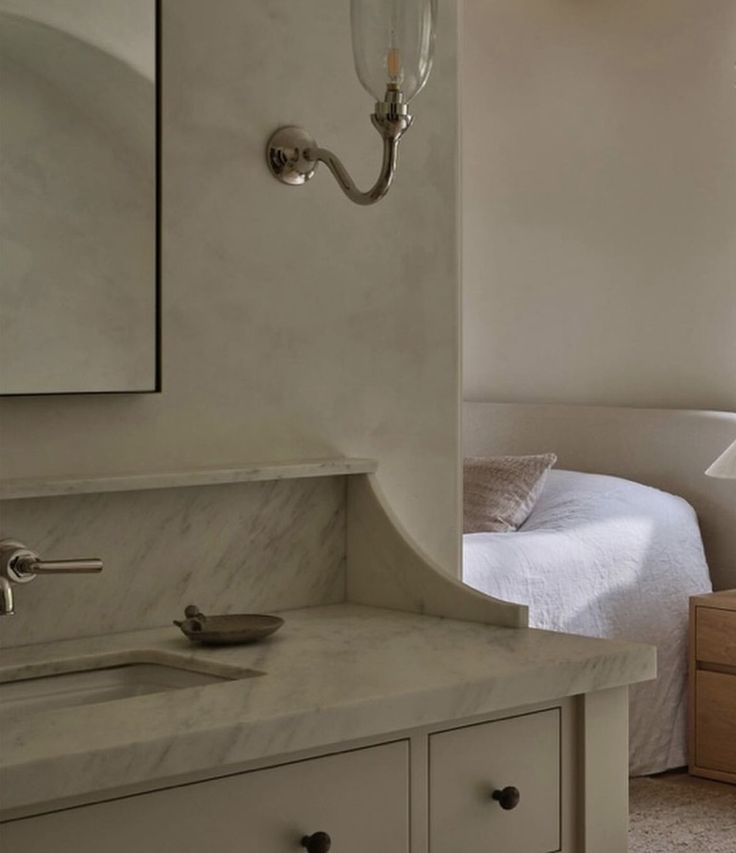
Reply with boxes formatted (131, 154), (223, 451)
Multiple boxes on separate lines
(463, 454), (557, 534)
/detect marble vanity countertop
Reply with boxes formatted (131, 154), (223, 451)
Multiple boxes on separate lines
(0, 604), (656, 816)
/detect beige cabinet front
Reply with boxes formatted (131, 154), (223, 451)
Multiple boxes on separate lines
(430, 708), (561, 853)
(1, 740), (410, 853)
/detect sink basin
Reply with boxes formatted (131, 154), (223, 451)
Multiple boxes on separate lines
(0, 656), (260, 720)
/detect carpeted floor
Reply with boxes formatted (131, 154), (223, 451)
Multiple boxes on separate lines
(629, 771), (736, 852)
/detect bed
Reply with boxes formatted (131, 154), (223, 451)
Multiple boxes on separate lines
(462, 402), (736, 776)
(464, 468), (711, 775)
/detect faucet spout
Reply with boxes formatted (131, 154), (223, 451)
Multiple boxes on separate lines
(0, 576), (14, 616)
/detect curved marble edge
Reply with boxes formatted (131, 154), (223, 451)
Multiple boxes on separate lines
(346, 475), (529, 628)
(0, 648), (260, 683)
(0, 458), (378, 500)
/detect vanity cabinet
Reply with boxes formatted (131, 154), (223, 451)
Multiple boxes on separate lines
(0, 703), (582, 853)
(0, 741), (410, 853)
(430, 709), (561, 853)
(1, 691), (632, 853)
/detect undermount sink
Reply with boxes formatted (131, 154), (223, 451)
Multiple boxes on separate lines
(0, 656), (260, 720)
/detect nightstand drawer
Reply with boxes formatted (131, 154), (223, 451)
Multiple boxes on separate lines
(694, 671), (736, 774)
(696, 606), (736, 667)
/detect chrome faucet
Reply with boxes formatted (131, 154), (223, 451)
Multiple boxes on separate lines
(0, 539), (103, 616)
(0, 576), (13, 616)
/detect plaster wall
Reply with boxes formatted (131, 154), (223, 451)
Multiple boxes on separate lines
(462, 0), (736, 411)
(0, 0), (461, 571)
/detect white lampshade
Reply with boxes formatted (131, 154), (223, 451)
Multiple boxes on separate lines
(706, 439), (736, 479)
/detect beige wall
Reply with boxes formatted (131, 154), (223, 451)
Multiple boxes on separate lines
(0, 0), (461, 571)
(462, 0), (736, 411)
(0, 0), (155, 79)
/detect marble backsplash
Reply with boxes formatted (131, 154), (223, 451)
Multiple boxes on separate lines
(0, 477), (346, 648)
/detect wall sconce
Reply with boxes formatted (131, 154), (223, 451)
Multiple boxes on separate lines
(266, 0), (437, 206)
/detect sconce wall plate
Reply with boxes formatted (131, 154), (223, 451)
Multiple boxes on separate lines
(267, 127), (318, 187)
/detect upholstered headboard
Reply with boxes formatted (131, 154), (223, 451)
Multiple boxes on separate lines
(463, 403), (736, 590)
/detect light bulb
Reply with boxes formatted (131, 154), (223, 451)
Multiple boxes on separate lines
(351, 0), (437, 103)
(387, 47), (402, 87)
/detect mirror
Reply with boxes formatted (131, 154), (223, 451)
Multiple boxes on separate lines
(0, 0), (159, 395)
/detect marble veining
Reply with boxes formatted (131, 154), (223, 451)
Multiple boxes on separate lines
(0, 604), (656, 816)
(0, 477), (347, 647)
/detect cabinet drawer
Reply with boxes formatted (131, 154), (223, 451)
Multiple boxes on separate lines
(695, 670), (736, 774)
(430, 709), (560, 853)
(1, 741), (409, 853)
(696, 606), (736, 667)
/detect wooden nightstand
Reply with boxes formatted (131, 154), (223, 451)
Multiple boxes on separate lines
(689, 590), (736, 784)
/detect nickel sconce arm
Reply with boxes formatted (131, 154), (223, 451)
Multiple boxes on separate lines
(310, 135), (398, 206)
(266, 103), (414, 206)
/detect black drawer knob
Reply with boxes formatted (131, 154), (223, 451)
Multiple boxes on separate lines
(301, 831), (332, 853)
(492, 786), (521, 810)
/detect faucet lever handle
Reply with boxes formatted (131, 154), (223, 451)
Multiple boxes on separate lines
(20, 557), (103, 575)
(0, 539), (103, 583)
(0, 539), (103, 616)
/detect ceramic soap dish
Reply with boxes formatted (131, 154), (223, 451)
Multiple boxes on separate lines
(174, 605), (284, 646)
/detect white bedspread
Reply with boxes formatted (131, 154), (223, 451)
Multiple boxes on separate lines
(463, 469), (712, 776)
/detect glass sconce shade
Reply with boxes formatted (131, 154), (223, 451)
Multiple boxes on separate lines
(351, 0), (437, 103)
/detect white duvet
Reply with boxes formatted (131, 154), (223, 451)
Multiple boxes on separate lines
(463, 469), (712, 776)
